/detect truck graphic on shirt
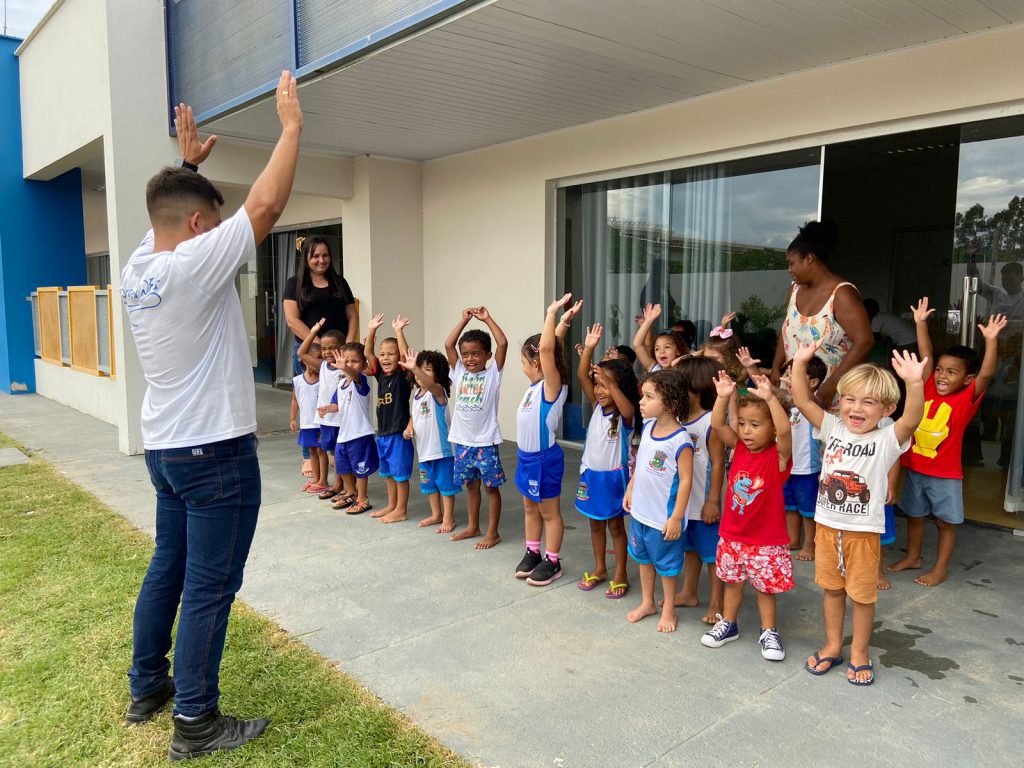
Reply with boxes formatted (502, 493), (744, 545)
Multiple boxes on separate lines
(818, 470), (870, 505)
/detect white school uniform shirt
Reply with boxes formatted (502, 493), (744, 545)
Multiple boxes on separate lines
(630, 420), (694, 530)
(790, 407), (822, 476)
(580, 406), (632, 473)
(448, 361), (503, 446)
(120, 209), (256, 450)
(516, 381), (567, 454)
(293, 373), (320, 430)
(813, 412), (908, 533)
(682, 411), (719, 521)
(315, 361), (343, 427)
(412, 389), (453, 462)
(335, 373), (375, 442)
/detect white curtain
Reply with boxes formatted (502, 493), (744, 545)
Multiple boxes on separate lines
(274, 232), (298, 386)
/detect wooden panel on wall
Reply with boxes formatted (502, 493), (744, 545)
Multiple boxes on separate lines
(37, 287), (63, 364)
(68, 286), (99, 375)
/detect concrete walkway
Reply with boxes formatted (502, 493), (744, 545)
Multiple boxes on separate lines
(4, 392), (1024, 768)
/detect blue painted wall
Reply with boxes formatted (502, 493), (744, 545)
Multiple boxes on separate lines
(0, 35), (87, 393)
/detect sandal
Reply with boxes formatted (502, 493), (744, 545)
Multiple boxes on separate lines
(605, 581), (629, 599)
(805, 652), (844, 676)
(346, 500), (373, 515)
(577, 572), (605, 591)
(318, 489), (340, 501)
(847, 662), (874, 686)
(306, 484), (329, 494)
(331, 495), (357, 510)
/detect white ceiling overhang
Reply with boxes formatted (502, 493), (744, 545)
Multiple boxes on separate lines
(203, 0), (1024, 161)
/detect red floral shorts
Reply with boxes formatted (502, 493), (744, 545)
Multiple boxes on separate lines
(715, 538), (794, 594)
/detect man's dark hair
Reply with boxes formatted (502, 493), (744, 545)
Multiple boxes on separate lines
(459, 329), (492, 353)
(1002, 262), (1023, 277)
(939, 345), (981, 375)
(145, 167), (224, 229)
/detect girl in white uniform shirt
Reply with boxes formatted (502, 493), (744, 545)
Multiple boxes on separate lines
(575, 322), (640, 600)
(513, 293), (580, 587)
(402, 349), (460, 535)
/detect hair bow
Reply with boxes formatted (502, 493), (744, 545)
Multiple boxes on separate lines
(710, 326), (733, 339)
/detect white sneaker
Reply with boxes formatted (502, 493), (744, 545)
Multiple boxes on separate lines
(758, 627), (785, 661)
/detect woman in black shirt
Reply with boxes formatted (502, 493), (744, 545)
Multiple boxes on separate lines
(283, 236), (357, 376)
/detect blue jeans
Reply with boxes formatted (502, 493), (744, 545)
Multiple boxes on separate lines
(129, 434), (261, 716)
(293, 340), (310, 461)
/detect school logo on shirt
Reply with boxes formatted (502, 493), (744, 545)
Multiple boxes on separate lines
(730, 471), (764, 515)
(456, 372), (486, 412)
(576, 481), (590, 501)
(419, 399), (430, 416)
(688, 432), (702, 458)
(520, 389), (534, 411)
(648, 450), (669, 472)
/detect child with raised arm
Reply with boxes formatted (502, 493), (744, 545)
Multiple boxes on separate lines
(633, 303), (689, 372)
(291, 346), (327, 494)
(513, 294), (580, 586)
(669, 356), (726, 624)
(792, 345), (926, 686)
(402, 348), (460, 533)
(702, 371), (793, 661)
(576, 323), (639, 600)
(299, 319), (353, 504)
(322, 341), (379, 515)
(623, 370), (693, 633)
(445, 306), (509, 549)
(364, 313), (415, 523)
(889, 298), (1006, 587)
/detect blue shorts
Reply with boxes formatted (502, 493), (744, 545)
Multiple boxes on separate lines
(319, 425), (339, 453)
(784, 473), (819, 519)
(515, 444), (564, 501)
(419, 456), (461, 496)
(452, 443), (506, 488)
(376, 433), (414, 482)
(335, 433), (379, 478)
(297, 428), (320, 449)
(681, 520), (720, 564)
(628, 518), (685, 577)
(881, 503), (896, 546)
(900, 469), (964, 525)
(576, 467), (628, 520)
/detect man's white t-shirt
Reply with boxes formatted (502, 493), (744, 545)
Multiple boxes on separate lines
(448, 361), (502, 447)
(813, 412), (909, 533)
(120, 208), (257, 450)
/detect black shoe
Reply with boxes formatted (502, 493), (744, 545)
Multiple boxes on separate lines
(168, 709), (269, 761)
(514, 548), (543, 579)
(124, 677), (174, 724)
(526, 556), (563, 586)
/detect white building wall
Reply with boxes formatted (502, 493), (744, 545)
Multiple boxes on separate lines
(422, 24), (1024, 438)
(34, 360), (118, 425)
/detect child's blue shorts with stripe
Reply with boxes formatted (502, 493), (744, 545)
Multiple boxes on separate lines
(515, 444), (564, 501)
(628, 518), (684, 577)
(297, 428), (320, 449)
(419, 456), (461, 496)
(335, 433), (379, 478)
(376, 433), (414, 482)
(783, 473), (819, 519)
(681, 519), (719, 564)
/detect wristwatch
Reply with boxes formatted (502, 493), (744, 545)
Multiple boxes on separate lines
(174, 158), (199, 172)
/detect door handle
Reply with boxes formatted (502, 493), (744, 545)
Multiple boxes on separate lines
(960, 276), (971, 346)
(263, 291), (270, 325)
(966, 276), (978, 348)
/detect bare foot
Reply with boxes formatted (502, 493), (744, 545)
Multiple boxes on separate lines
(887, 556), (922, 573)
(475, 533), (501, 550)
(370, 506), (392, 519)
(877, 573), (891, 590)
(418, 515), (442, 528)
(915, 568), (948, 586)
(437, 519), (456, 534)
(794, 546), (815, 562)
(380, 509), (408, 524)
(658, 592), (698, 608)
(702, 606), (722, 624)
(657, 608), (678, 633)
(451, 527), (481, 542)
(627, 602), (658, 623)
(787, 541), (801, 550)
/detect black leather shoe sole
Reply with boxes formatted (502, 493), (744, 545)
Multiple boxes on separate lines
(124, 678), (175, 724)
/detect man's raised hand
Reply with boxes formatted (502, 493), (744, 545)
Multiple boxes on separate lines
(174, 104), (218, 166)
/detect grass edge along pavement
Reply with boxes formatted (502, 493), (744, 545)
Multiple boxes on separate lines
(0, 433), (469, 768)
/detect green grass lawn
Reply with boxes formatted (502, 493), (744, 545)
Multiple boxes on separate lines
(0, 433), (468, 767)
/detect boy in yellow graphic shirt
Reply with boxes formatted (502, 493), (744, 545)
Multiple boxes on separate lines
(889, 297), (1006, 586)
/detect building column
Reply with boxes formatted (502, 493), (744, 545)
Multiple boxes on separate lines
(342, 157), (424, 350)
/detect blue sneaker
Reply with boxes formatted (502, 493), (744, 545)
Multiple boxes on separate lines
(701, 614), (739, 648)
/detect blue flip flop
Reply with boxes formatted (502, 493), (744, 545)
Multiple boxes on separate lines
(805, 652), (844, 676)
(847, 662), (875, 686)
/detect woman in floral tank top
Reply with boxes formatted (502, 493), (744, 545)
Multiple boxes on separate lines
(771, 220), (873, 406)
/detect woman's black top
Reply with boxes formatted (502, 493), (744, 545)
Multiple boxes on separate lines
(283, 275), (355, 340)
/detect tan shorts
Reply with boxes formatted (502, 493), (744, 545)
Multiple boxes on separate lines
(814, 523), (880, 604)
